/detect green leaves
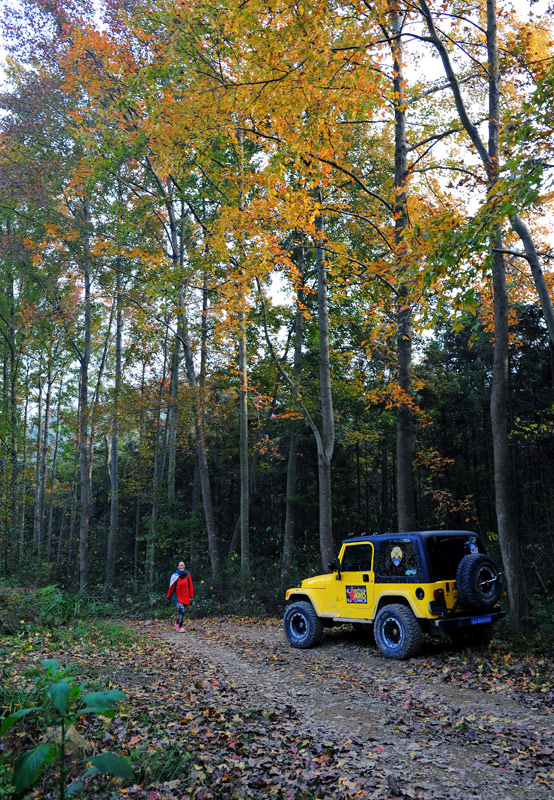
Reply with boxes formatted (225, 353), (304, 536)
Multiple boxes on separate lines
(82, 689), (128, 718)
(49, 679), (73, 716)
(41, 658), (62, 674)
(13, 743), (56, 795)
(85, 752), (135, 779)
(2, 659), (133, 799)
(12, 741), (135, 797)
(0, 707), (39, 737)
(40, 658), (73, 684)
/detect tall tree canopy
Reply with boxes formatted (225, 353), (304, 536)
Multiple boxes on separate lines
(0, 0), (553, 629)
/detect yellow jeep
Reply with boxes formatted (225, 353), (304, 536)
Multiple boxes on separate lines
(284, 530), (504, 659)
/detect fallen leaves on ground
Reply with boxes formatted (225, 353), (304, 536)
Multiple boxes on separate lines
(2, 617), (553, 799)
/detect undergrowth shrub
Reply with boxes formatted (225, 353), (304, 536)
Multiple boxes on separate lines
(134, 742), (192, 784)
(0, 659), (133, 798)
(0, 757), (15, 799)
(0, 586), (81, 634)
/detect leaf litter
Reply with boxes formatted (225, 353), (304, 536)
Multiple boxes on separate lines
(5, 617), (553, 800)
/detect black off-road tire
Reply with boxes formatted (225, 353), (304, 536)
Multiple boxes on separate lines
(283, 601), (323, 649)
(374, 604), (422, 660)
(449, 623), (493, 649)
(456, 554), (501, 611)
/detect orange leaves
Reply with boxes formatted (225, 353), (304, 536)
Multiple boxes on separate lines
(60, 21), (140, 100)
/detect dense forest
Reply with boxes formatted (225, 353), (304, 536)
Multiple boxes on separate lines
(1, 0), (553, 634)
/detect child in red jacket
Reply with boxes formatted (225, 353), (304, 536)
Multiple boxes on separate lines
(167, 560), (194, 631)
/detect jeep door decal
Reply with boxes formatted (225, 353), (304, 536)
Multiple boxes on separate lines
(346, 585), (367, 604)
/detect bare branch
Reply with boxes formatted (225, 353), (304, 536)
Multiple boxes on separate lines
(416, 0), (491, 168)
(310, 153), (393, 212)
(322, 206), (393, 251)
(408, 126), (463, 152)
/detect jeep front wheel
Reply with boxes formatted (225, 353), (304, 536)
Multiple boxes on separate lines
(284, 601), (323, 649)
(374, 604), (422, 659)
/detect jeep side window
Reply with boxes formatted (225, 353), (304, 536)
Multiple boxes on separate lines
(376, 540), (419, 579)
(341, 544), (373, 572)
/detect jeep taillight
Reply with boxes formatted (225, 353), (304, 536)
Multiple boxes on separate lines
(434, 589), (445, 601)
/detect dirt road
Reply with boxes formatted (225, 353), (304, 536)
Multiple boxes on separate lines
(148, 617), (553, 800)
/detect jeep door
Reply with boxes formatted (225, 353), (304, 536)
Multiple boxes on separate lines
(336, 542), (375, 619)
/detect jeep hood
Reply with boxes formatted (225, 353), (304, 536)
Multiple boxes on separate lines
(301, 573), (330, 589)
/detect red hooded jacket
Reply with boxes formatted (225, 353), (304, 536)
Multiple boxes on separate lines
(167, 570), (194, 605)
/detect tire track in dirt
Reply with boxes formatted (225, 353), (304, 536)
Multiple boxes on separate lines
(152, 618), (554, 800)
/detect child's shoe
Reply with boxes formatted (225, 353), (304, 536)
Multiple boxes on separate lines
(175, 622), (180, 630)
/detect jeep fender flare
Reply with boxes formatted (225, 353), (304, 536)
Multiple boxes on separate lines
(373, 593), (418, 621)
(286, 592), (327, 618)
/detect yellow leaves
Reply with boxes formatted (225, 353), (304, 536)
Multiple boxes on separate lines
(415, 448), (455, 477)
(503, 21), (554, 79)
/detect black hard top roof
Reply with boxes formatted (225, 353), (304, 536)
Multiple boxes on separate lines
(341, 530), (479, 545)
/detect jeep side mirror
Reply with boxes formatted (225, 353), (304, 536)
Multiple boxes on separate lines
(328, 558), (341, 580)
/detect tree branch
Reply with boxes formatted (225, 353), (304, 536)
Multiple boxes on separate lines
(254, 277), (323, 450)
(417, 0), (491, 168)
(309, 153), (393, 212)
(509, 213), (554, 345)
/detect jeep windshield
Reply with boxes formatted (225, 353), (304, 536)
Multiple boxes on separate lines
(425, 534), (486, 581)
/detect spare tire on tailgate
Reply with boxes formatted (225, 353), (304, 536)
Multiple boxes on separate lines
(456, 553), (501, 611)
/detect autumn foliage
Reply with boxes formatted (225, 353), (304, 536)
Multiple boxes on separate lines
(0, 0), (553, 630)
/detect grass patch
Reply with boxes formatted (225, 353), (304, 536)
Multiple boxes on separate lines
(134, 743), (193, 784)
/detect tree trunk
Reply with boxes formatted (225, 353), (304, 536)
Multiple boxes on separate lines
(167, 192), (182, 506)
(228, 389), (277, 558)
(315, 195), (335, 568)
(282, 240), (305, 578)
(486, 0), (527, 628)
(146, 325), (169, 590)
(391, 3), (416, 531)
(167, 337), (180, 504)
(418, 0), (529, 630)
(7, 262), (19, 570)
(19, 367), (30, 561)
(238, 307), (250, 583)
(87, 302), (115, 506)
(134, 361), (146, 587)
(56, 503), (68, 568)
(106, 268), (122, 587)
(38, 363), (53, 558)
(489, 227), (527, 625)
(79, 199), (92, 593)
(33, 368), (43, 553)
(178, 305), (223, 589)
(191, 454), (201, 514)
(67, 470), (78, 583)
(46, 381), (62, 560)
(236, 130), (250, 585)
(227, 445), (260, 559)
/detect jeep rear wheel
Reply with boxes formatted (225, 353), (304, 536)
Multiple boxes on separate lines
(456, 554), (501, 611)
(284, 601), (323, 649)
(374, 604), (422, 660)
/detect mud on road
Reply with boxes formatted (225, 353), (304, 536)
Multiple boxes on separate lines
(149, 617), (553, 800)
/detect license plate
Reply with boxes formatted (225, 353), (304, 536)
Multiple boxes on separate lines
(471, 615), (492, 625)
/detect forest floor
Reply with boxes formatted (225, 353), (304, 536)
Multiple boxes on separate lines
(5, 616), (554, 800)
